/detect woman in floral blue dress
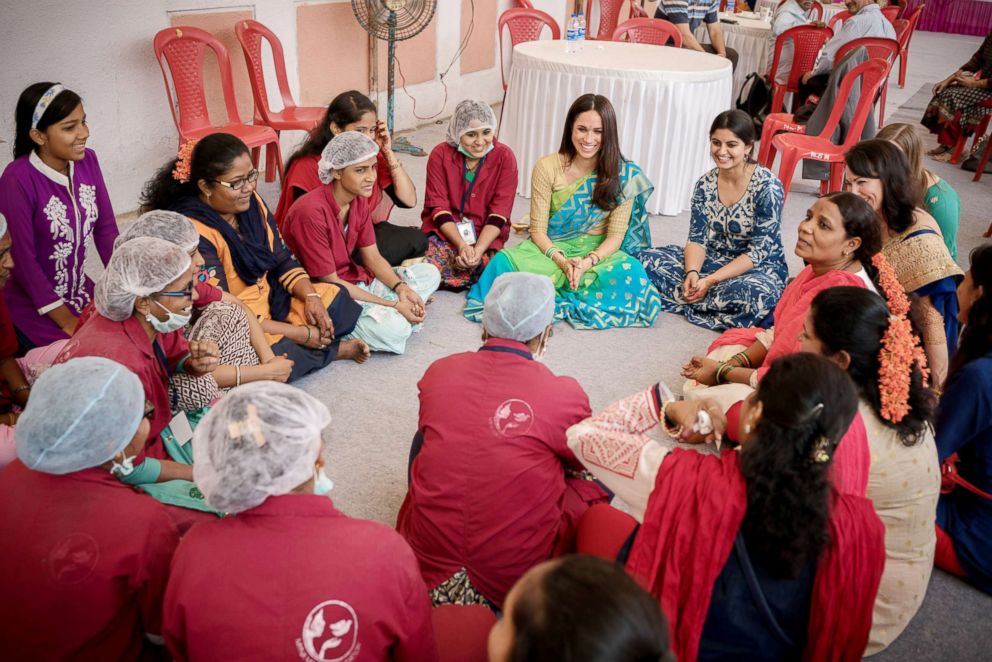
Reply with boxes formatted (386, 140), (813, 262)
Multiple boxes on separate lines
(637, 110), (787, 331)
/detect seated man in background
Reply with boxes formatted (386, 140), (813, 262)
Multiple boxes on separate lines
(655, 0), (740, 70)
(397, 272), (609, 611)
(798, 0), (896, 100)
(769, 0), (818, 84)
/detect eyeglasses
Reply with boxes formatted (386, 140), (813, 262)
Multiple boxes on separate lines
(212, 169), (259, 191)
(143, 400), (156, 420)
(156, 285), (194, 298)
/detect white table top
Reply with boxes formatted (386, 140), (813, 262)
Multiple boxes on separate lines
(512, 39), (732, 83)
(722, 11), (774, 30)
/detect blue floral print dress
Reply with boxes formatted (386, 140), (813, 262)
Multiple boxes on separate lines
(636, 165), (788, 331)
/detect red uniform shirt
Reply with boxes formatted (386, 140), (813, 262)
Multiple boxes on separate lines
(164, 494), (437, 662)
(0, 460), (179, 660)
(276, 152), (395, 229)
(281, 185), (377, 284)
(0, 293), (21, 409)
(419, 142), (518, 252)
(56, 314), (189, 460)
(397, 338), (600, 607)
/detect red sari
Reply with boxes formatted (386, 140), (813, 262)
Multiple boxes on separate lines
(626, 449), (886, 662)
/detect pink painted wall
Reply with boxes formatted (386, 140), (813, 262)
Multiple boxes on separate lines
(373, 18), (437, 89)
(461, 0), (498, 75)
(168, 9), (255, 125)
(296, 2), (370, 106)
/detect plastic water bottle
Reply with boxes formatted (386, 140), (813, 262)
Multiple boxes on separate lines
(566, 13), (578, 54)
(726, 0), (736, 12)
(576, 11), (586, 49)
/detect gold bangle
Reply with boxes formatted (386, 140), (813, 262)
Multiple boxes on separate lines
(660, 401), (683, 438)
(304, 325), (313, 344)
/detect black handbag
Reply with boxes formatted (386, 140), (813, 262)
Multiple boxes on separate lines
(736, 72), (772, 132)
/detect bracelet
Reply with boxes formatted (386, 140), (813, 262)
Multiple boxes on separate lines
(685, 269), (700, 278)
(391, 280), (406, 292)
(659, 401), (683, 438)
(544, 244), (561, 258)
(304, 325), (313, 344)
(388, 160), (402, 170)
(12, 385), (30, 394)
(6, 412), (15, 426)
(587, 252), (601, 266)
(716, 362), (735, 385)
(235, 364), (242, 387)
(305, 292), (322, 299)
(732, 351), (753, 369)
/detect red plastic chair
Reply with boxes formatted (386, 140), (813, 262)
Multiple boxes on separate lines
(772, 58), (890, 202)
(498, 8), (561, 91)
(897, 4), (924, 88)
(234, 20), (324, 177)
(153, 26), (283, 182)
(766, 25), (833, 117)
(950, 112), (990, 166)
(827, 9), (850, 30)
(630, 1), (650, 18)
(810, 2), (825, 22)
(835, 37), (900, 126)
(893, 18), (909, 42)
(432, 605), (496, 662)
(881, 5), (901, 23)
(515, 0), (534, 7)
(973, 120), (992, 183)
(585, 0), (639, 40)
(611, 18), (683, 46)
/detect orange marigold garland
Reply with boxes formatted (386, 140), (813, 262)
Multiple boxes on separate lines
(872, 253), (930, 424)
(172, 138), (198, 183)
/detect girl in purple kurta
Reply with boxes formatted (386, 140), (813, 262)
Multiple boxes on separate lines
(0, 82), (117, 346)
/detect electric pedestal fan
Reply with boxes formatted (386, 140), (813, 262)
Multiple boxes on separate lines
(351, 0), (436, 156)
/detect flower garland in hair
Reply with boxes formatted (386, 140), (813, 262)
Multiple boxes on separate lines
(172, 138), (198, 183)
(872, 253), (930, 423)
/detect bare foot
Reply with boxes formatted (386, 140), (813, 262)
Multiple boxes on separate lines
(930, 151), (953, 163)
(336, 339), (370, 364)
(927, 145), (950, 157)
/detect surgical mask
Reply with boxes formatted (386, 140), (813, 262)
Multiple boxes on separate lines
(110, 452), (136, 477)
(146, 300), (191, 334)
(457, 142), (494, 159)
(314, 467), (334, 496)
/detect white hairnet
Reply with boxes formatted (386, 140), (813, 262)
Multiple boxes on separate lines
(317, 131), (380, 184)
(16, 357), (145, 474)
(0, 211), (7, 238)
(95, 237), (191, 322)
(115, 210), (200, 253)
(193, 381), (332, 513)
(482, 272), (556, 342)
(445, 99), (497, 146)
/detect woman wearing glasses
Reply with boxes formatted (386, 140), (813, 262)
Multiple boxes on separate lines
(142, 133), (367, 380)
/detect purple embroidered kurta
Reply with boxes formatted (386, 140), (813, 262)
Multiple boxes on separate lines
(0, 149), (118, 345)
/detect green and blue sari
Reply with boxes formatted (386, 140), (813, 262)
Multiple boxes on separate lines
(465, 160), (661, 330)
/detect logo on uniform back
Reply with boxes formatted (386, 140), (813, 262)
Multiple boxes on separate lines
(491, 399), (535, 437)
(296, 600), (360, 662)
(47, 533), (100, 585)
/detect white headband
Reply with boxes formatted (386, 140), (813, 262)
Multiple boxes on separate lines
(31, 84), (66, 130)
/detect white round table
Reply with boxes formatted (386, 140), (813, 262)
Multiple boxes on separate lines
(695, 12), (771, 101)
(499, 40), (732, 216)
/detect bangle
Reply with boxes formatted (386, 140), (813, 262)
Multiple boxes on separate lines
(12, 386), (30, 394)
(685, 269), (700, 278)
(660, 401), (683, 438)
(587, 252), (601, 266)
(544, 244), (560, 258)
(391, 280), (406, 292)
(235, 365), (242, 387)
(732, 351), (753, 369)
(305, 292), (322, 299)
(716, 362), (735, 385)
(304, 325), (313, 344)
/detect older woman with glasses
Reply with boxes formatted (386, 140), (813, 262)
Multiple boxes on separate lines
(55, 237), (220, 525)
(142, 133), (367, 381)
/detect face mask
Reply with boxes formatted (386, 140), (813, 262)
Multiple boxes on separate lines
(314, 467), (334, 496)
(110, 452), (136, 477)
(146, 300), (191, 334)
(457, 142), (494, 159)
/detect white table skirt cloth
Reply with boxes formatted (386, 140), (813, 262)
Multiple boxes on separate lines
(500, 40), (732, 216)
(695, 13), (771, 101)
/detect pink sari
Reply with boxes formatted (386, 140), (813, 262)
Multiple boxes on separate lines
(710, 266), (866, 380)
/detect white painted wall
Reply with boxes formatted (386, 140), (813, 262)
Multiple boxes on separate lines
(0, 0), (515, 214)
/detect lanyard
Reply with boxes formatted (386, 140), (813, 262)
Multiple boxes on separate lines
(152, 339), (179, 412)
(459, 155), (487, 220)
(479, 344), (533, 360)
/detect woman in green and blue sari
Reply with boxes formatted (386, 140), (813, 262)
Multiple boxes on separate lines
(465, 94), (661, 330)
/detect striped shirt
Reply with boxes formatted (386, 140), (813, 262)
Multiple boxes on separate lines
(654, 0), (721, 32)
